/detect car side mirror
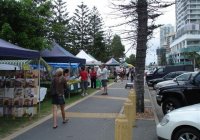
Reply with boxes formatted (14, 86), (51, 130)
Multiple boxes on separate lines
(173, 78), (177, 82)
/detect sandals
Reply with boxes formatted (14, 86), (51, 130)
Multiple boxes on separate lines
(53, 118), (69, 129)
(53, 125), (58, 129)
(63, 118), (69, 124)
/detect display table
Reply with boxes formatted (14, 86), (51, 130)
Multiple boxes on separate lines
(67, 80), (81, 98)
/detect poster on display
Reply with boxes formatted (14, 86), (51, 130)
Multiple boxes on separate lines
(0, 70), (39, 117)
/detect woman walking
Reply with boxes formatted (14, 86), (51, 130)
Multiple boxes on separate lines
(51, 68), (68, 129)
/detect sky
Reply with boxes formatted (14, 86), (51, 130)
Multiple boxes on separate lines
(65, 0), (176, 65)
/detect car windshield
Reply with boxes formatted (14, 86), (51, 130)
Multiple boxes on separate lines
(163, 72), (175, 79)
(175, 72), (198, 81)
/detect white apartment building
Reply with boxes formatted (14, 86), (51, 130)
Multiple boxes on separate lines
(160, 24), (174, 48)
(157, 24), (174, 65)
(169, 0), (200, 65)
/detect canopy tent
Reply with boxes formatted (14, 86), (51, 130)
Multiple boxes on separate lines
(0, 39), (40, 59)
(76, 50), (101, 65)
(127, 63), (134, 68)
(105, 58), (120, 66)
(121, 62), (134, 68)
(41, 42), (86, 65)
(0, 38), (42, 114)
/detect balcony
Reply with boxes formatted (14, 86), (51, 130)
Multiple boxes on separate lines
(174, 61), (192, 65)
(180, 46), (200, 53)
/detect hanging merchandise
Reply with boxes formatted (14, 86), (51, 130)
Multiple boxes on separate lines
(0, 70), (39, 117)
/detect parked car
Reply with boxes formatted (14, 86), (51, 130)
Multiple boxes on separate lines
(156, 72), (200, 114)
(147, 71), (185, 89)
(155, 71), (198, 90)
(146, 64), (194, 82)
(157, 104), (200, 140)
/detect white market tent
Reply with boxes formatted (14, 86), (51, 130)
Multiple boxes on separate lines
(76, 50), (101, 65)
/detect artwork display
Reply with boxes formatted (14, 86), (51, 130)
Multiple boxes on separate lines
(0, 70), (38, 117)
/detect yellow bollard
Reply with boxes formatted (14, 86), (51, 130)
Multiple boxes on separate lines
(128, 89), (136, 127)
(115, 114), (131, 140)
(124, 99), (133, 140)
(124, 99), (133, 123)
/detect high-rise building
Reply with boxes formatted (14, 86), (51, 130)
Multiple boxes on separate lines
(169, 0), (200, 65)
(157, 24), (174, 65)
(160, 24), (174, 48)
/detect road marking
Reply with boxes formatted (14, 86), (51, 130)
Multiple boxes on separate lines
(92, 95), (127, 101)
(66, 112), (118, 119)
(109, 88), (126, 89)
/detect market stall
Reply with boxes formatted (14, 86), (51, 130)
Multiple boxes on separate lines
(41, 42), (85, 96)
(76, 50), (101, 66)
(105, 58), (120, 78)
(0, 38), (40, 117)
(41, 42), (86, 65)
(105, 58), (120, 66)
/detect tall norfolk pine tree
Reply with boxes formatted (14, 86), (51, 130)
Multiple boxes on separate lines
(111, 35), (125, 61)
(88, 6), (106, 60)
(51, 0), (71, 49)
(71, 2), (91, 54)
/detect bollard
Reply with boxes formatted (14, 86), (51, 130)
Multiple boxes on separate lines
(124, 99), (133, 140)
(124, 99), (133, 123)
(115, 114), (131, 140)
(128, 89), (136, 127)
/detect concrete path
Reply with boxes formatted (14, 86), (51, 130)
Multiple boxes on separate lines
(4, 80), (157, 140)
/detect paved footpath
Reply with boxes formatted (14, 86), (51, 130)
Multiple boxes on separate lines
(4, 81), (157, 140)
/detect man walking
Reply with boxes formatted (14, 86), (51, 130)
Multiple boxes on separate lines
(100, 64), (108, 95)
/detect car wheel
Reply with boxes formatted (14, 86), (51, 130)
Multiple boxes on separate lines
(172, 127), (200, 140)
(162, 97), (181, 114)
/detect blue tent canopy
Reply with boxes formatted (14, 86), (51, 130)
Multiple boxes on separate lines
(41, 42), (86, 65)
(0, 38), (40, 59)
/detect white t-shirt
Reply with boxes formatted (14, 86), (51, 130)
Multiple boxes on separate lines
(97, 68), (102, 80)
(101, 67), (108, 80)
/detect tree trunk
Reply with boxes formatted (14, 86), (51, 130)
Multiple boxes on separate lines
(135, 0), (148, 113)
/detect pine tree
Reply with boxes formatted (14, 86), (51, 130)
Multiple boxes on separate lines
(51, 0), (71, 49)
(88, 6), (104, 55)
(112, 0), (174, 112)
(71, 2), (91, 54)
(111, 35), (125, 61)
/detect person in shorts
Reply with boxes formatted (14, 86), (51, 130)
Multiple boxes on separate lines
(51, 68), (68, 129)
(100, 64), (108, 95)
